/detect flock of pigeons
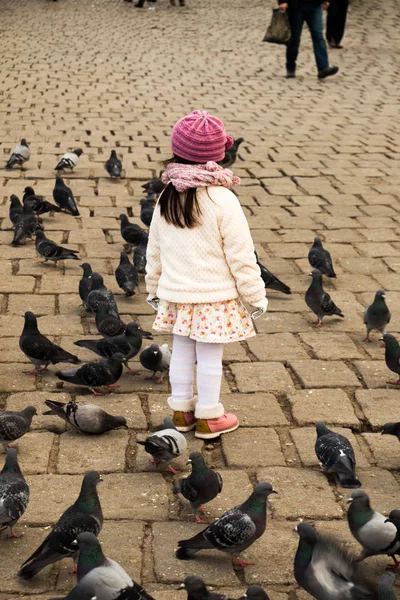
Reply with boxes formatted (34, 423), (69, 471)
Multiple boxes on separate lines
(2, 138), (400, 599)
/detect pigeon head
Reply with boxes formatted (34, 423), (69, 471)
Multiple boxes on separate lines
(374, 290), (386, 301)
(75, 532), (105, 572)
(179, 576), (208, 594)
(110, 150), (117, 158)
(120, 251), (130, 264)
(23, 186), (35, 196)
(163, 416), (176, 430)
(252, 482), (277, 499)
(315, 422), (330, 437)
(187, 451), (205, 465)
(23, 406), (37, 418)
(387, 509), (400, 524)
(310, 268), (322, 279)
(313, 237), (322, 247)
(24, 311), (39, 330)
(382, 422), (400, 437)
(80, 263), (93, 276)
(82, 471), (103, 487)
(109, 353), (125, 363)
(125, 322), (153, 340)
(295, 522), (318, 545)
(35, 230), (45, 240)
(347, 489), (370, 507)
(2, 448), (22, 474)
(119, 214), (129, 224)
(21, 139), (28, 147)
(73, 148), (83, 156)
(90, 273), (104, 289)
(10, 194), (21, 206)
(112, 415), (128, 429)
(244, 585), (270, 600)
(382, 333), (399, 350)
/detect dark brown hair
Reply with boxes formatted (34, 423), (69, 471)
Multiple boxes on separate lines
(159, 156), (202, 228)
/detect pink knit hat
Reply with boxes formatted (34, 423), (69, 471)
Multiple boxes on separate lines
(170, 110), (234, 163)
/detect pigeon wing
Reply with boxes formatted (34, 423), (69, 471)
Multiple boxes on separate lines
(205, 509), (256, 550)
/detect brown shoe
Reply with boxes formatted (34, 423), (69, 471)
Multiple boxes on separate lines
(172, 410), (196, 432)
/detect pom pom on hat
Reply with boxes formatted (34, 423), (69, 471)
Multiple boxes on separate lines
(171, 110), (232, 163)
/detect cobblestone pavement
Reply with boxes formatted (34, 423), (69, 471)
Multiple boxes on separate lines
(0, 0), (400, 597)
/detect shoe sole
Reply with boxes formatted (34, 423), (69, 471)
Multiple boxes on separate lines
(174, 424), (196, 432)
(195, 422), (239, 439)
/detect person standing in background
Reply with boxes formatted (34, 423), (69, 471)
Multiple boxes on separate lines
(326, 0), (349, 48)
(279, 0), (339, 80)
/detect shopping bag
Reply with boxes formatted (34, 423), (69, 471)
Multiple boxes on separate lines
(263, 8), (291, 45)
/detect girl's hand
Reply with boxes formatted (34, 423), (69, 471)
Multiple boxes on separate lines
(251, 297), (268, 316)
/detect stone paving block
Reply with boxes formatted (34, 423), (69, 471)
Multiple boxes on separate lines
(8, 294), (55, 316)
(57, 429), (128, 474)
(299, 332), (364, 360)
(231, 362), (295, 395)
(222, 428), (286, 468)
(0, 276), (35, 293)
(0, 337), (29, 362)
(355, 389), (400, 429)
(257, 467), (342, 520)
(290, 427), (370, 468)
(361, 433), (400, 470)
(221, 393), (289, 427)
(100, 473), (169, 520)
(0, 364), (38, 392)
(289, 360), (361, 388)
(0, 315), (28, 337)
(247, 333), (309, 361)
(289, 389), (359, 427)
(354, 360), (393, 388)
(222, 341), (250, 363)
(254, 312), (312, 333)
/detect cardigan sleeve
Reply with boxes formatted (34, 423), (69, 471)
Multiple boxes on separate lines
(218, 190), (267, 308)
(145, 205), (162, 297)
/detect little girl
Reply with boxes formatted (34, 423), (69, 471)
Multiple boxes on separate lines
(145, 110), (268, 439)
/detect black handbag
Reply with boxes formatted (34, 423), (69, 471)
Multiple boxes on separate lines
(263, 8), (291, 44)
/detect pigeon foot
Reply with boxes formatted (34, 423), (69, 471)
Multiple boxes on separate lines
(387, 380), (400, 386)
(363, 336), (371, 342)
(195, 515), (207, 524)
(315, 319), (322, 328)
(167, 465), (180, 475)
(127, 367), (139, 375)
(106, 384), (120, 390)
(233, 557), (254, 567)
(8, 528), (22, 538)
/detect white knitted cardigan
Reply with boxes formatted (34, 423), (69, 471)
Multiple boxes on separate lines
(145, 186), (267, 308)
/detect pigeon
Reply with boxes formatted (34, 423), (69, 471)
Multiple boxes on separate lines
(105, 150), (122, 178)
(142, 176), (165, 196)
(242, 587), (270, 600)
(176, 482), (276, 565)
(0, 407), (37, 452)
(382, 334), (400, 385)
(315, 422), (361, 489)
(139, 343), (171, 383)
(12, 204), (41, 246)
(139, 198), (154, 228)
(0, 448), (29, 537)
(308, 237), (336, 278)
(378, 572), (397, 600)
(219, 137), (244, 169)
(178, 576), (228, 600)
(133, 237), (148, 274)
(56, 354), (124, 395)
(95, 302), (126, 338)
(23, 187), (62, 215)
(174, 451), (223, 522)
(382, 422), (400, 442)
(43, 400), (128, 434)
(294, 522), (376, 600)
(73, 532), (155, 600)
(347, 489), (400, 567)
(9, 194), (23, 228)
(363, 290), (391, 342)
(305, 268), (344, 327)
(119, 214), (148, 250)
(20, 311), (81, 374)
(53, 176), (80, 216)
(85, 273), (119, 319)
(385, 510), (400, 541)
(5, 139), (30, 169)
(55, 148), (83, 172)
(255, 251), (291, 295)
(115, 252), (139, 296)
(79, 263), (95, 303)
(18, 471), (103, 580)
(35, 230), (79, 265)
(138, 416), (187, 474)
(74, 322), (153, 372)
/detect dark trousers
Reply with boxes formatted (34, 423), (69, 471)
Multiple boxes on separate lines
(326, 0), (349, 45)
(286, 2), (329, 73)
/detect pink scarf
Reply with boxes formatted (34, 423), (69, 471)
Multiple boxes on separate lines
(161, 161), (241, 192)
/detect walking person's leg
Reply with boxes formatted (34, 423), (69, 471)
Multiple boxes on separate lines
(286, 8), (305, 77)
(326, 0), (339, 46)
(168, 334), (197, 431)
(335, 0), (349, 46)
(305, 3), (338, 78)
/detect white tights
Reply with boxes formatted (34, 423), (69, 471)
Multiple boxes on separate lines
(168, 334), (225, 419)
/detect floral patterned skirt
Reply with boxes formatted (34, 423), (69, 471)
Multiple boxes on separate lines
(153, 298), (256, 343)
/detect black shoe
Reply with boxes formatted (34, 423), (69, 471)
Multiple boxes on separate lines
(318, 66), (339, 79)
(134, 2), (144, 5)
(286, 71), (296, 78)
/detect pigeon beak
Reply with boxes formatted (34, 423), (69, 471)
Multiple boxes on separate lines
(293, 525), (298, 532)
(176, 583), (185, 590)
(270, 490), (278, 494)
(186, 459), (192, 464)
(153, 351), (158, 356)
(346, 498), (353, 504)
(99, 475), (103, 483)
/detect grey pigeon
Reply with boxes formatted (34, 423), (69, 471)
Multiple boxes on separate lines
(141, 176), (165, 196)
(315, 422), (361, 489)
(18, 471), (102, 580)
(74, 322), (153, 373)
(20, 311), (81, 374)
(53, 176), (80, 216)
(138, 416), (187, 474)
(0, 448), (29, 538)
(174, 451), (223, 522)
(85, 273), (119, 319)
(378, 573), (397, 600)
(308, 237), (336, 278)
(56, 354), (124, 395)
(23, 187), (62, 216)
(255, 251), (291, 295)
(179, 576), (228, 600)
(55, 148), (83, 172)
(9, 194), (23, 228)
(79, 263), (95, 303)
(219, 137), (244, 169)
(0, 407), (37, 452)
(176, 482), (277, 566)
(95, 302), (126, 338)
(294, 522), (376, 600)
(105, 150), (122, 178)
(364, 290), (391, 342)
(43, 399), (128, 434)
(5, 139), (30, 169)
(119, 214), (148, 251)
(139, 198), (154, 228)
(382, 334), (400, 385)
(133, 237), (148, 274)
(12, 204), (41, 246)
(139, 343), (171, 383)
(35, 230), (79, 265)
(347, 489), (400, 567)
(382, 422), (400, 442)
(242, 586), (270, 600)
(305, 268), (344, 327)
(74, 532), (155, 600)
(115, 252), (139, 296)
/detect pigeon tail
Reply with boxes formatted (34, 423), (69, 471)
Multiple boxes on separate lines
(175, 546), (203, 560)
(74, 340), (102, 356)
(336, 472), (362, 489)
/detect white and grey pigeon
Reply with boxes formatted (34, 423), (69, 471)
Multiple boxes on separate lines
(0, 448), (29, 538)
(55, 148), (83, 172)
(176, 482), (277, 566)
(363, 290), (391, 342)
(138, 416), (187, 474)
(315, 422), (361, 489)
(294, 522), (376, 600)
(347, 489), (400, 568)
(43, 399), (128, 434)
(5, 139), (30, 169)
(139, 343), (171, 383)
